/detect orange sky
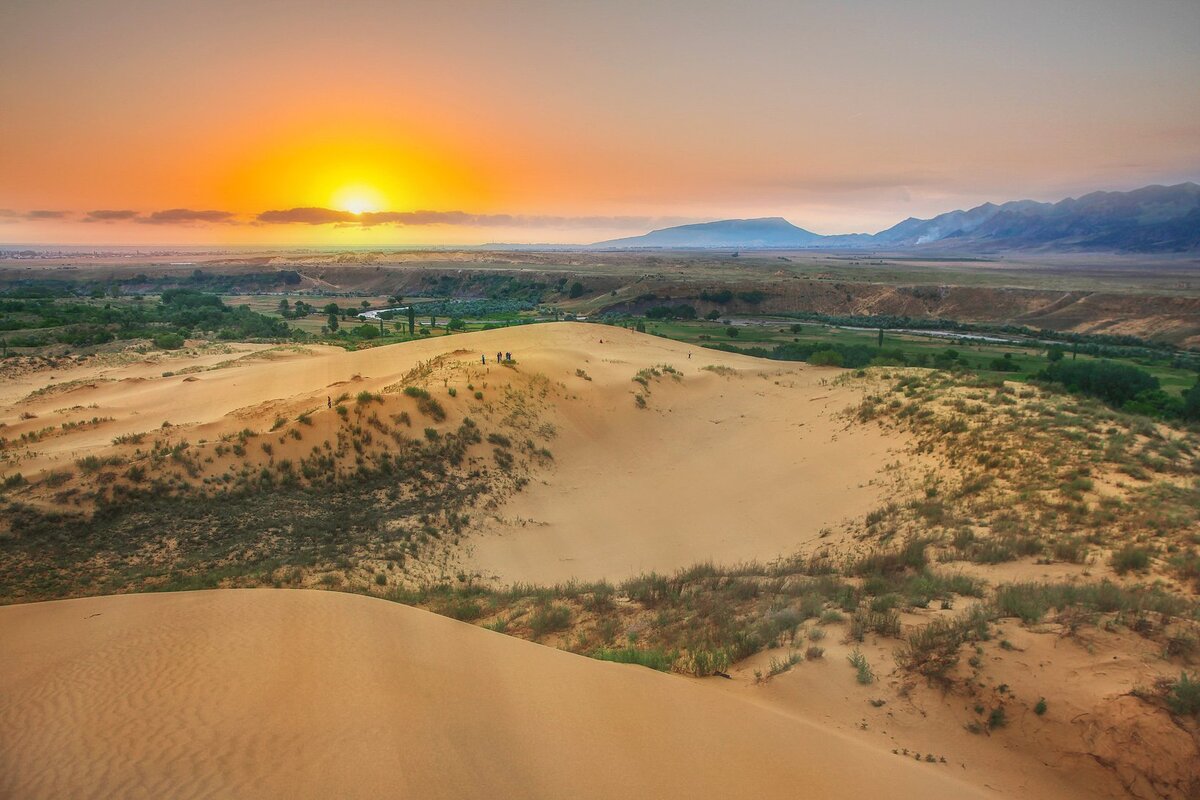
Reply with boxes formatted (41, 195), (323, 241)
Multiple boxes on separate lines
(1, 0), (1198, 245)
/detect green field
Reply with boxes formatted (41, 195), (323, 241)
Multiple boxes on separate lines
(639, 318), (1199, 393)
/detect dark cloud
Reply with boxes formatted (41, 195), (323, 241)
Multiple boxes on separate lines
(25, 209), (69, 219)
(257, 207), (357, 225)
(139, 208), (237, 225)
(257, 207), (693, 229)
(84, 209), (139, 222)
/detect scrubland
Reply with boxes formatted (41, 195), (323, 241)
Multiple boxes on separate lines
(1, 323), (1197, 799)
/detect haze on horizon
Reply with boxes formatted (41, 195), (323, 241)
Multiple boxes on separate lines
(1, 0), (1198, 246)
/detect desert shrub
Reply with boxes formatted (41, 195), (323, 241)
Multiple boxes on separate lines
(850, 607), (901, 640)
(529, 604), (572, 638)
(994, 581), (1190, 624)
(848, 649), (875, 684)
(1165, 672), (1200, 717)
(1034, 698), (1048, 715)
(1111, 545), (1151, 574)
(987, 706), (1007, 729)
(438, 597), (485, 621)
(591, 647), (676, 672)
(621, 572), (675, 607)
(687, 648), (732, 677)
(849, 537), (932, 576)
(805, 645), (825, 660)
(152, 332), (185, 350)
(895, 605), (994, 681)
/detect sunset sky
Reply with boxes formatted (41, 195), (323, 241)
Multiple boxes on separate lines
(1, 0), (1197, 246)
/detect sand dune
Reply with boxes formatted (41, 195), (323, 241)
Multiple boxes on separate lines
(5, 323), (902, 582)
(468, 345), (900, 583)
(0, 589), (987, 800)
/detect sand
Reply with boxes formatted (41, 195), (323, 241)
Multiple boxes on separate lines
(467, 337), (901, 583)
(0, 589), (988, 800)
(5, 323), (903, 581)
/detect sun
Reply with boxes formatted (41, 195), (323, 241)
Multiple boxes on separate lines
(331, 184), (387, 215)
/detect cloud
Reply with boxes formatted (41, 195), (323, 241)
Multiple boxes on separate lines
(256, 207), (358, 225)
(139, 208), (237, 225)
(256, 207), (695, 229)
(0, 209), (71, 223)
(84, 209), (139, 222)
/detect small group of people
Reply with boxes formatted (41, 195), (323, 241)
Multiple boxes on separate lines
(481, 351), (512, 365)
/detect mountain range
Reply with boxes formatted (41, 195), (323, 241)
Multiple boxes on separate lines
(592, 182), (1200, 253)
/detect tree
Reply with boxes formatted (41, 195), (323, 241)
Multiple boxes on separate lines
(327, 313), (339, 332)
(323, 303), (340, 316)
(1047, 345), (1065, 362)
(279, 298), (290, 313)
(877, 327), (884, 347)
(706, 309), (721, 320)
(809, 349), (844, 367)
(361, 300), (370, 309)
(447, 317), (466, 331)
(407, 305), (416, 335)
(1183, 381), (1200, 421)
(568, 281), (585, 299)
(726, 326), (739, 338)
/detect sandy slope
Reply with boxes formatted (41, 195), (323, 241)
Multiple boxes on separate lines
(4, 323), (902, 581)
(468, 345), (899, 583)
(0, 590), (987, 800)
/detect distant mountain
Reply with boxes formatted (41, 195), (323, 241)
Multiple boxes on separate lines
(593, 217), (830, 249)
(591, 183), (1200, 253)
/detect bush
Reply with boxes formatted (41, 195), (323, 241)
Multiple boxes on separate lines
(529, 604), (572, 638)
(152, 332), (185, 350)
(808, 349), (844, 367)
(1111, 546), (1151, 574)
(848, 649), (874, 684)
(591, 647), (675, 671)
(1165, 672), (1200, 717)
(1037, 359), (1160, 409)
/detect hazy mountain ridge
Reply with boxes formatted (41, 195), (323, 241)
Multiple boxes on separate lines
(593, 183), (1200, 252)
